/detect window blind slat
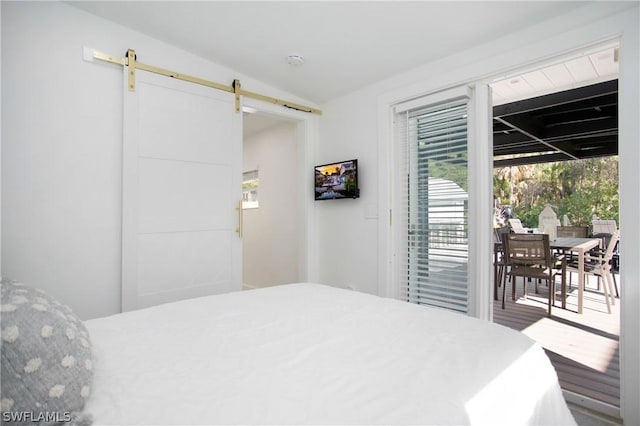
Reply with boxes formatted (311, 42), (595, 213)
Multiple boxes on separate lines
(397, 97), (469, 314)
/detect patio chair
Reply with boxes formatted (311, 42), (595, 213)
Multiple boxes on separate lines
(501, 232), (566, 317)
(592, 219), (617, 235)
(493, 226), (511, 300)
(567, 230), (620, 314)
(589, 232), (620, 297)
(556, 226), (589, 238)
(508, 218), (527, 234)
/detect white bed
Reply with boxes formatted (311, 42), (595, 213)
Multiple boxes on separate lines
(84, 283), (576, 425)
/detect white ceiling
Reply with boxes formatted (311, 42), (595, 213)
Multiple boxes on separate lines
(67, 1), (604, 105)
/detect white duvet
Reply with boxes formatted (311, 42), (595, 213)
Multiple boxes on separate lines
(84, 283), (576, 425)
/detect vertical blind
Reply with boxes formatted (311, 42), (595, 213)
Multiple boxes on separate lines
(395, 98), (469, 313)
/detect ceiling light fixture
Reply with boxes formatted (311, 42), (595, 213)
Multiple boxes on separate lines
(286, 55), (305, 67)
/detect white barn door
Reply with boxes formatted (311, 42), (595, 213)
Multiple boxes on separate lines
(122, 69), (242, 311)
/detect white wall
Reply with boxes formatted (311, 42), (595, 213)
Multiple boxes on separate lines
(317, 3), (638, 423)
(0, 1), (316, 320)
(315, 94), (379, 293)
(0, 2), (2, 278)
(243, 121), (299, 288)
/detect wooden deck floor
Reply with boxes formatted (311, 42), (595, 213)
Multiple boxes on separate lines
(492, 273), (620, 409)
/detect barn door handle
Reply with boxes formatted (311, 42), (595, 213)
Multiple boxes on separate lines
(235, 200), (243, 238)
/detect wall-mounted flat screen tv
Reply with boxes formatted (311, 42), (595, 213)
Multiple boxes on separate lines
(314, 159), (359, 200)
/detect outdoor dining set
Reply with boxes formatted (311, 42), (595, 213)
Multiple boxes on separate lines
(493, 215), (620, 318)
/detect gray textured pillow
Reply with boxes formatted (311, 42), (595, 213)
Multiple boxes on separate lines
(1, 278), (93, 425)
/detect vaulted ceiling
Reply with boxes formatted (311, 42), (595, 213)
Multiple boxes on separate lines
(67, 1), (600, 104)
(66, 2), (623, 162)
(493, 79), (618, 168)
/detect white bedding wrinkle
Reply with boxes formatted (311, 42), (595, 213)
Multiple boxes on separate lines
(84, 283), (576, 425)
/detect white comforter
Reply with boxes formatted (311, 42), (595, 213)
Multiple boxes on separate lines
(84, 283), (576, 425)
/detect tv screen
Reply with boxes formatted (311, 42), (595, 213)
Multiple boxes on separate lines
(314, 159), (359, 200)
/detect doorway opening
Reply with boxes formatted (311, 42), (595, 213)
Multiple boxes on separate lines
(242, 110), (303, 290)
(490, 41), (621, 419)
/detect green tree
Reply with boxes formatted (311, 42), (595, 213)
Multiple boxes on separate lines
(494, 157), (618, 229)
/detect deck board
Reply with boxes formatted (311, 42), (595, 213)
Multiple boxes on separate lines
(492, 274), (620, 408)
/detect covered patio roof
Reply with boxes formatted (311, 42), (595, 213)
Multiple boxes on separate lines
(493, 79), (618, 168)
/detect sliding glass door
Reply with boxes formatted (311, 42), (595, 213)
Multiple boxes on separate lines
(395, 91), (471, 314)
